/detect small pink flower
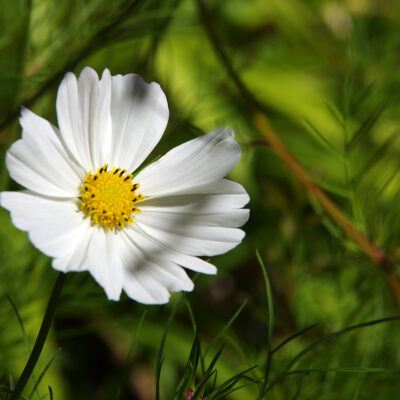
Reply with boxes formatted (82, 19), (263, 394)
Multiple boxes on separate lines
(186, 388), (203, 399)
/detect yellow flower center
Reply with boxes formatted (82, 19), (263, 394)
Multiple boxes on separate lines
(80, 164), (144, 230)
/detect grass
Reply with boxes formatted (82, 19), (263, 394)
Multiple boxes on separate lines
(1, 0), (400, 399)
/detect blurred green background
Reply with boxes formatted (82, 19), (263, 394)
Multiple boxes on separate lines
(2, 0), (400, 399)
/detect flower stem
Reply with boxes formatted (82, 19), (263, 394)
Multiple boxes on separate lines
(9, 272), (66, 400)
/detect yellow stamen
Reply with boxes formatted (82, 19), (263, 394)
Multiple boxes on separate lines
(80, 164), (145, 230)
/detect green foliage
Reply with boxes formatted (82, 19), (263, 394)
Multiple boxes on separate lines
(2, 0), (400, 399)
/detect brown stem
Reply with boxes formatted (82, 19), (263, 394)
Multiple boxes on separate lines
(254, 112), (400, 311)
(196, 0), (400, 312)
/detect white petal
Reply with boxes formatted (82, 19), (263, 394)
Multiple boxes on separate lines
(54, 226), (124, 301)
(0, 191), (84, 257)
(139, 179), (249, 212)
(134, 128), (241, 197)
(131, 177), (249, 260)
(108, 73), (169, 172)
(134, 178), (249, 258)
(117, 235), (170, 304)
(85, 229), (124, 301)
(119, 229), (194, 304)
(127, 224), (217, 274)
(6, 107), (83, 197)
(122, 268), (171, 304)
(138, 209), (249, 229)
(52, 221), (92, 273)
(79, 68), (113, 168)
(135, 218), (245, 257)
(56, 67), (112, 170)
(145, 261), (194, 292)
(124, 226), (205, 280)
(168, 252), (217, 274)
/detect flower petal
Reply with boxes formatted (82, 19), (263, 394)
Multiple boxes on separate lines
(84, 229), (124, 301)
(52, 224), (93, 273)
(118, 229), (194, 304)
(6, 107), (84, 197)
(56, 67), (112, 171)
(108, 73), (169, 172)
(134, 128), (241, 197)
(0, 191), (85, 257)
(133, 178), (249, 258)
(53, 227), (124, 301)
(139, 208), (249, 228)
(135, 215), (245, 257)
(139, 179), (249, 212)
(127, 224), (217, 274)
(122, 267), (171, 304)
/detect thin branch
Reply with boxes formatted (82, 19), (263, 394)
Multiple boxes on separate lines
(196, 0), (400, 312)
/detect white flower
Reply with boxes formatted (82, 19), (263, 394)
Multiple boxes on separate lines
(0, 67), (249, 304)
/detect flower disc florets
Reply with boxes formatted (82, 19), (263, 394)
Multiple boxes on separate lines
(80, 164), (144, 230)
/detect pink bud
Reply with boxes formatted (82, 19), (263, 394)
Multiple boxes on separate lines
(186, 389), (195, 399)
(186, 388), (203, 400)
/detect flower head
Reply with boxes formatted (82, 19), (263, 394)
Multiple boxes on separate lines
(0, 67), (249, 304)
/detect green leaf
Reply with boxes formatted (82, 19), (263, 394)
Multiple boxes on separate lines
(204, 299), (248, 357)
(28, 353), (58, 399)
(117, 309), (147, 399)
(6, 295), (41, 400)
(265, 316), (400, 395)
(271, 324), (317, 355)
(346, 103), (386, 152)
(174, 331), (202, 400)
(255, 249), (275, 398)
(155, 295), (183, 400)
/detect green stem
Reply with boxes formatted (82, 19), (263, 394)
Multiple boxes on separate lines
(9, 272), (66, 400)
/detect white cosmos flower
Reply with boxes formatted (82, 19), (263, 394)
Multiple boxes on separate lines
(0, 67), (249, 304)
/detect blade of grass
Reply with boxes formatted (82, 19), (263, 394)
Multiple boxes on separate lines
(185, 299), (206, 375)
(255, 249), (274, 399)
(155, 358), (164, 400)
(28, 353), (59, 399)
(210, 365), (258, 399)
(271, 324), (317, 355)
(264, 316), (400, 394)
(9, 272), (66, 400)
(376, 162), (400, 198)
(117, 309), (147, 399)
(353, 132), (398, 186)
(286, 367), (400, 374)
(185, 299), (197, 334)
(174, 331), (201, 400)
(304, 118), (344, 164)
(155, 295), (183, 400)
(310, 175), (351, 199)
(48, 386), (53, 400)
(207, 367), (218, 396)
(346, 103), (386, 152)
(192, 345), (225, 399)
(212, 380), (258, 400)
(6, 295), (41, 400)
(291, 374), (307, 400)
(204, 299), (248, 357)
